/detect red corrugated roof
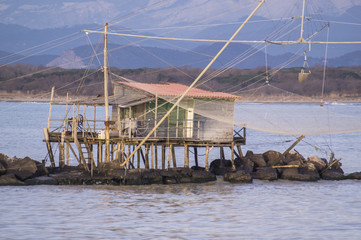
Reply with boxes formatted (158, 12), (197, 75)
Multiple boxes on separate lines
(118, 81), (240, 99)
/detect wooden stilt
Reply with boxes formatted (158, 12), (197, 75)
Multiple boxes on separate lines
(98, 142), (103, 165)
(66, 141), (70, 166)
(137, 145), (141, 168)
(194, 147), (198, 167)
(171, 144), (176, 168)
(155, 145), (158, 169)
(231, 142), (235, 171)
(220, 147), (225, 168)
(127, 144), (131, 169)
(121, 142), (125, 163)
(184, 144), (189, 168)
(205, 145), (210, 171)
(162, 145), (166, 169)
(151, 144), (154, 169)
(59, 132), (65, 168)
(236, 144), (244, 158)
(145, 144), (150, 169)
(167, 145), (171, 169)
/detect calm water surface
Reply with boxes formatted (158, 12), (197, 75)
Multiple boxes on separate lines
(1, 102), (361, 239)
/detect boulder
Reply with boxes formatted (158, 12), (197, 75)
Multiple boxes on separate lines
(7, 157), (38, 180)
(209, 159), (233, 176)
(251, 167), (278, 181)
(238, 157), (255, 174)
(191, 170), (216, 183)
(25, 176), (58, 185)
(0, 173), (25, 186)
(345, 172), (361, 180)
(224, 170), (252, 183)
(283, 152), (305, 165)
(321, 169), (344, 180)
(306, 156), (327, 172)
(263, 150), (283, 166)
(281, 163), (319, 181)
(299, 163), (320, 180)
(250, 154), (267, 168)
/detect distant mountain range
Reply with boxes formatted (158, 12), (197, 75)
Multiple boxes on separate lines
(2, 42), (361, 70)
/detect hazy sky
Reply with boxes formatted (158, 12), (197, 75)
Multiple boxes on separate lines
(1, 0), (360, 29)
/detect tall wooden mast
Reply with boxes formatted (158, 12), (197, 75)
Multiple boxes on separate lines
(298, 0), (306, 43)
(104, 23), (110, 162)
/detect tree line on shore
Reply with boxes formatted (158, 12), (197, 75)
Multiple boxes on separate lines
(1, 64), (361, 99)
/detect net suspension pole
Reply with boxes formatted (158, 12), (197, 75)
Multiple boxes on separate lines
(104, 23), (111, 163)
(120, 0), (265, 168)
(298, 0), (306, 42)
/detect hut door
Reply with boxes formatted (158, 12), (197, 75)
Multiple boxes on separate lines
(186, 108), (194, 138)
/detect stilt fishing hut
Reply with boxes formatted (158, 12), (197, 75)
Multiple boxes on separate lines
(43, 80), (246, 172)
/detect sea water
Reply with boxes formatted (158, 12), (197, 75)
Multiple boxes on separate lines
(0, 101), (361, 239)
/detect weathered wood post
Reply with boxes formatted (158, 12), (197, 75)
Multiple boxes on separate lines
(184, 144), (189, 168)
(231, 142), (235, 171)
(171, 145), (176, 168)
(194, 147), (199, 167)
(205, 145), (210, 171)
(162, 145), (166, 169)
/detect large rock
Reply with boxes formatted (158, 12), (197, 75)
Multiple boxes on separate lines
(252, 167), (278, 181)
(281, 163), (319, 181)
(236, 157), (255, 174)
(191, 170), (217, 183)
(7, 157), (38, 181)
(209, 159), (233, 176)
(250, 154), (267, 168)
(321, 169), (344, 180)
(224, 170), (252, 183)
(283, 152), (305, 165)
(299, 163), (320, 180)
(0, 173), (25, 186)
(345, 172), (361, 180)
(306, 156), (327, 172)
(263, 150), (283, 166)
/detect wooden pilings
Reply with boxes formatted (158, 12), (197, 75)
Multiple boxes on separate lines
(46, 131), (243, 173)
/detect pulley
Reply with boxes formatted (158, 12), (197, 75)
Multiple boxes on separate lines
(298, 51), (311, 83)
